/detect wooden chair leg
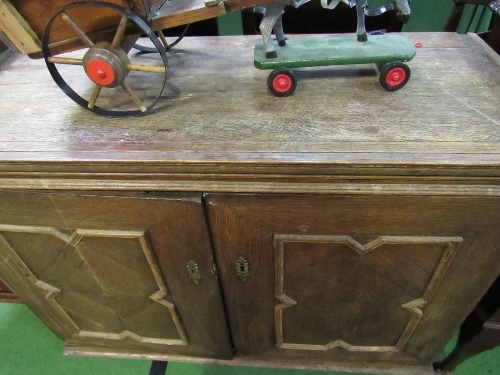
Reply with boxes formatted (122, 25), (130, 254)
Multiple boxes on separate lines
(485, 13), (500, 54)
(435, 277), (500, 373)
(445, 3), (466, 31)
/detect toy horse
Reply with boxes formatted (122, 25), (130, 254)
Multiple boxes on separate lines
(256, 0), (411, 58)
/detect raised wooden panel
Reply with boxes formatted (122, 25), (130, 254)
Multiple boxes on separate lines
(274, 236), (462, 352)
(205, 194), (500, 367)
(0, 227), (186, 345)
(0, 191), (233, 359)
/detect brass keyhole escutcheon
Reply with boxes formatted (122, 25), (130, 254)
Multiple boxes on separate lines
(187, 261), (201, 285)
(236, 257), (249, 281)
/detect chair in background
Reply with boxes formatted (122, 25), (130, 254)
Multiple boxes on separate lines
(444, 0), (500, 54)
(435, 276), (500, 372)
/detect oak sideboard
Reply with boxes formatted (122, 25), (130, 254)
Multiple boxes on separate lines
(1, 33), (499, 375)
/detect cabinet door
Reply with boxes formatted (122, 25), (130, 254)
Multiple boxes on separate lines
(0, 191), (232, 359)
(205, 194), (500, 368)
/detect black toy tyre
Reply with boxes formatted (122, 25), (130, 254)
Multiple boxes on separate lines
(379, 61), (411, 92)
(267, 68), (297, 97)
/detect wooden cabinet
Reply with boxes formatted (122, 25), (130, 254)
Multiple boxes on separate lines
(1, 33), (500, 374)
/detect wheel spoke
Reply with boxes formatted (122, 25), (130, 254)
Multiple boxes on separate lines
(88, 85), (102, 109)
(47, 56), (83, 66)
(111, 15), (129, 49)
(127, 64), (166, 73)
(44, 2), (167, 116)
(157, 30), (169, 50)
(61, 11), (94, 48)
(121, 82), (147, 112)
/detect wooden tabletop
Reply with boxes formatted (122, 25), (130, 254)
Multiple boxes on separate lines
(1, 33), (500, 185)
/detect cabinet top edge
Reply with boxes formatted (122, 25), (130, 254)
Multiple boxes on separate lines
(2, 33), (500, 174)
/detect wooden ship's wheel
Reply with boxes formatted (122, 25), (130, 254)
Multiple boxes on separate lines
(42, 1), (168, 117)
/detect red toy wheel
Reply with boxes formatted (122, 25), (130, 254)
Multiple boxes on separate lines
(273, 74), (293, 93)
(379, 62), (411, 92)
(268, 68), (297, 97)
(385, 67), (406, 87)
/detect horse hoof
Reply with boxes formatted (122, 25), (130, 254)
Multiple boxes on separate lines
(357, 34), (368, 42)
(266, 51), (278, 58)
(397, 13), (410, 23)
(278, 39), (286, 47)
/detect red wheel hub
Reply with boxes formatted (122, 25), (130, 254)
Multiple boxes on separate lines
(86, 59), (116, 86)
(385, 67), (406, 87)
(273, 74), (293, 93)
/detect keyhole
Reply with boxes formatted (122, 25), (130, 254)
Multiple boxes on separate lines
(236, 257), (249, 281)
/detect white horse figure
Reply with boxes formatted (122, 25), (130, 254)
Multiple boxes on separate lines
(256, 0), (411, 58)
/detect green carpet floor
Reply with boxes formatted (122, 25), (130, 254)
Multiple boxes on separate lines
(1, 302), (499, 375)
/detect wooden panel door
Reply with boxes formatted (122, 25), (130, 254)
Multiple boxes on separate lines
(205, 194), (500, 369)
(0, 191), (232, 359)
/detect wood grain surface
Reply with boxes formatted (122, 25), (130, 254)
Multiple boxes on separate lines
(0, 191), (233, 359)
(150, 0), (226, 30)
(7, 0), (149, 43)
(0, 33), (499, 182)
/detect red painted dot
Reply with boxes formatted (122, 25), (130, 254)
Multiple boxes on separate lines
(415, 42), (424, 48)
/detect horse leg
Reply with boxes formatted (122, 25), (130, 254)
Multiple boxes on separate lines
(259, 2), (285, 58)
(355, 0), (367, 42)
(394, 0), (411, 23)
(274, 14), (286, 47)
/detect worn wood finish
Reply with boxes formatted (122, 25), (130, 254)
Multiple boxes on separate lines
(0, 191), (232, 359)
(9, 0), (149, 42)
(205, 194), (500, 366)
(63, 346), (433, 375)
(0, 0), (41, 54)
(2, 0), (151, 57)
(150, 0), (225, 31)
(1, 34), (500, 180)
